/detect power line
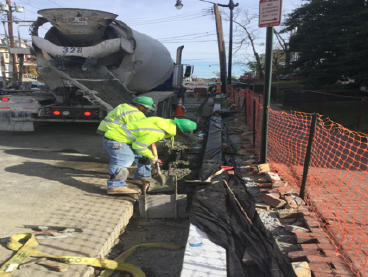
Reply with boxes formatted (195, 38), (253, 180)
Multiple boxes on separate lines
(124, 10), (204, 23)
(181, 52), (219, 54)
(18, 0), (42, 11)
(193, 65), (220, 67)
(128, 15), (210, 26)
(11, 4), (219, 47)
(47, 0), (64, 8)
(125, 13), (206, 24)
(162, 40), (217, 43)
(124, 8), (213, 26)
(182, 57), (219, 60)
(123, 8), (212, 23)
(157, 31), (216, 40)
(160, 34), (217, 42)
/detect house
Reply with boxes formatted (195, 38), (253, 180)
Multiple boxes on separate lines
(0, 36), (37, 82)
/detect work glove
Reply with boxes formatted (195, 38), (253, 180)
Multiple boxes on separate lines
(138, 157), (151, 165)
(150, 157), (159, 165)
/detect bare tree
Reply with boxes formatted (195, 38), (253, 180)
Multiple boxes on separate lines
(272, 48), (284, 71)
(222, 8), (264, 79)
(274, 29), (291, 69)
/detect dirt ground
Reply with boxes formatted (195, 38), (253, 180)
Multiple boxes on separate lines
(101, 156), (201, 277)
(95, 97), (303, 277)
(102, 216), (190, 277)
(0, 95), (302, 277)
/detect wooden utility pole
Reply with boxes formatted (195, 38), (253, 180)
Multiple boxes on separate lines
(214, 4), (227, 94)
(6, 0), (18, 87)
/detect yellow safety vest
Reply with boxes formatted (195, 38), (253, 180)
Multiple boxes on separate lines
(104, 117), (177, 159)
(97, 103), (146, 133)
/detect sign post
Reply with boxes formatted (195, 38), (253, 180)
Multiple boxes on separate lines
(259, 0), (282, 163)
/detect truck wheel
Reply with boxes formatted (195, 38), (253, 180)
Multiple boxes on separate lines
(156, 101), (167, 118)
(165, 98), (173, 119)
(156, 101), (165, 117)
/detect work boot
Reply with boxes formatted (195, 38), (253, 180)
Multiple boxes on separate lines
(107, 186), (139, 195)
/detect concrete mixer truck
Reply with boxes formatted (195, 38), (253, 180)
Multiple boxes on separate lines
(0, 8), (193, 131)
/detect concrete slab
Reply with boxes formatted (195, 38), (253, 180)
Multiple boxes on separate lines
(0, 122), (136, 277)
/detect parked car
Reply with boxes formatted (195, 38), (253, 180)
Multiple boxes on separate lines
(24, 81), (46, 88)
(20, 81), (47, 90)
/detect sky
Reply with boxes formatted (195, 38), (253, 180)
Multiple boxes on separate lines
(3, 0), (305, 79)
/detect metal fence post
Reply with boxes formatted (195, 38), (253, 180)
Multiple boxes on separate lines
(356, 98), (366, 129)
(243, 97), (247, 124)
(260, 27), (273, 163)
(300, 113), (318, 199)
(253, 99), (256, 148)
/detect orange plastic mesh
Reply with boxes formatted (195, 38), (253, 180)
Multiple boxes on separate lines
(229, 87), (368, 274)
(267, 108), (368, 276)
(228, 87), (263, 157)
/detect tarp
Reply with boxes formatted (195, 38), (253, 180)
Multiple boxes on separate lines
(199, 115), (223, 181)
(199, 115), (237, 181)
(190, 174), (298, 277)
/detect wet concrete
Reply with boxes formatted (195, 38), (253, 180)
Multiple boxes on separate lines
(164, 134), (194, 151)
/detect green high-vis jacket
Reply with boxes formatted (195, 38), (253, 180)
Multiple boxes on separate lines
(97, 103), (146, 133)
(104, 117), (177, 159)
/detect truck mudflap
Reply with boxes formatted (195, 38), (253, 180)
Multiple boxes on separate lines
(0, 111), (34, 131)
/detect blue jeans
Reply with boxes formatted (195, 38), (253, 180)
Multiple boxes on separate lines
(103, 137), (151, 189)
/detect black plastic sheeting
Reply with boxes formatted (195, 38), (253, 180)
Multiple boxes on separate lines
(199, 115), (223, 181)
(199, 115), (238, 181)
(194, 114), (296, 277)
(222, 117), (237, 168)
(190, 174), (298, 277)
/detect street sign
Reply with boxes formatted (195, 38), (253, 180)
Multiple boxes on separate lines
(259, 0), (282, 28)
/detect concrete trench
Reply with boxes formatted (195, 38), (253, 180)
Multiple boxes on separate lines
(95, 95), (305, 277)
(98, 95), (304, 277)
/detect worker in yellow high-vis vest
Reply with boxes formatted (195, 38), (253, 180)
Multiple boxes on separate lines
(97, 96), (159, 189)
(103, 116), (197, 194)
(97, 96), (155, 134)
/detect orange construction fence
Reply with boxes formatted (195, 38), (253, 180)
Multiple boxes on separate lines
(229, 86), (368, 275)
(267, 109), (368, 276)
(228, 86), (263, 156)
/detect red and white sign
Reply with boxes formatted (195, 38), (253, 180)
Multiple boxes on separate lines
(259, 0), (282, 28)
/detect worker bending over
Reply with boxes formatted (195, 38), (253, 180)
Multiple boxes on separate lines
(97, 96), (155, 133)
(103, 116), (197, 194)
(97, 96), (158, 186)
